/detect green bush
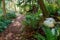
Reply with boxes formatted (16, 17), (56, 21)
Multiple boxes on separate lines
(0, 12), (16, 32)
(6, 12), (16, 19)
(0, 18), (11, 32)
(23, 13), (41, 29)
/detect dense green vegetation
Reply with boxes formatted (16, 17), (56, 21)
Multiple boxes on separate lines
(0, 0), (60, 40)
(0, 13), (16, 32)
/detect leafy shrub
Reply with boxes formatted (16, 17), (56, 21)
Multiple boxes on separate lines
(47, 4), (58, 14)
(0, 11), (16, 32)
(44, 3), (59, 16)
(23, 13), (41, 29)
(0, 18), (11, 32)
(33, 32), (45, 40)
(6, 12), (16, 19)
(0, 20), (11, 32)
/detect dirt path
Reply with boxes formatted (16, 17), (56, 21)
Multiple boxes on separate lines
(0, 15), (25, 40)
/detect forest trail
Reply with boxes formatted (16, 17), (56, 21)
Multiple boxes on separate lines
(0, 14), (25, 40)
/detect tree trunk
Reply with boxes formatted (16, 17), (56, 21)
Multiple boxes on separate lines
(38, 0), (50, 18)
(2, 0), (6, 19)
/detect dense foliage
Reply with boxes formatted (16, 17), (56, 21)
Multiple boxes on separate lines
(21, 0), (60, 40)
(0, 16), (11, 32)
(22, 13), (59, 40)
(0, 0), (60, 40)
(0, 13), (16, 32)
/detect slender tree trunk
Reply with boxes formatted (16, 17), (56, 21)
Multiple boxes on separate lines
(38, 0), (50, 18)
(2, 0), (6, 19)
